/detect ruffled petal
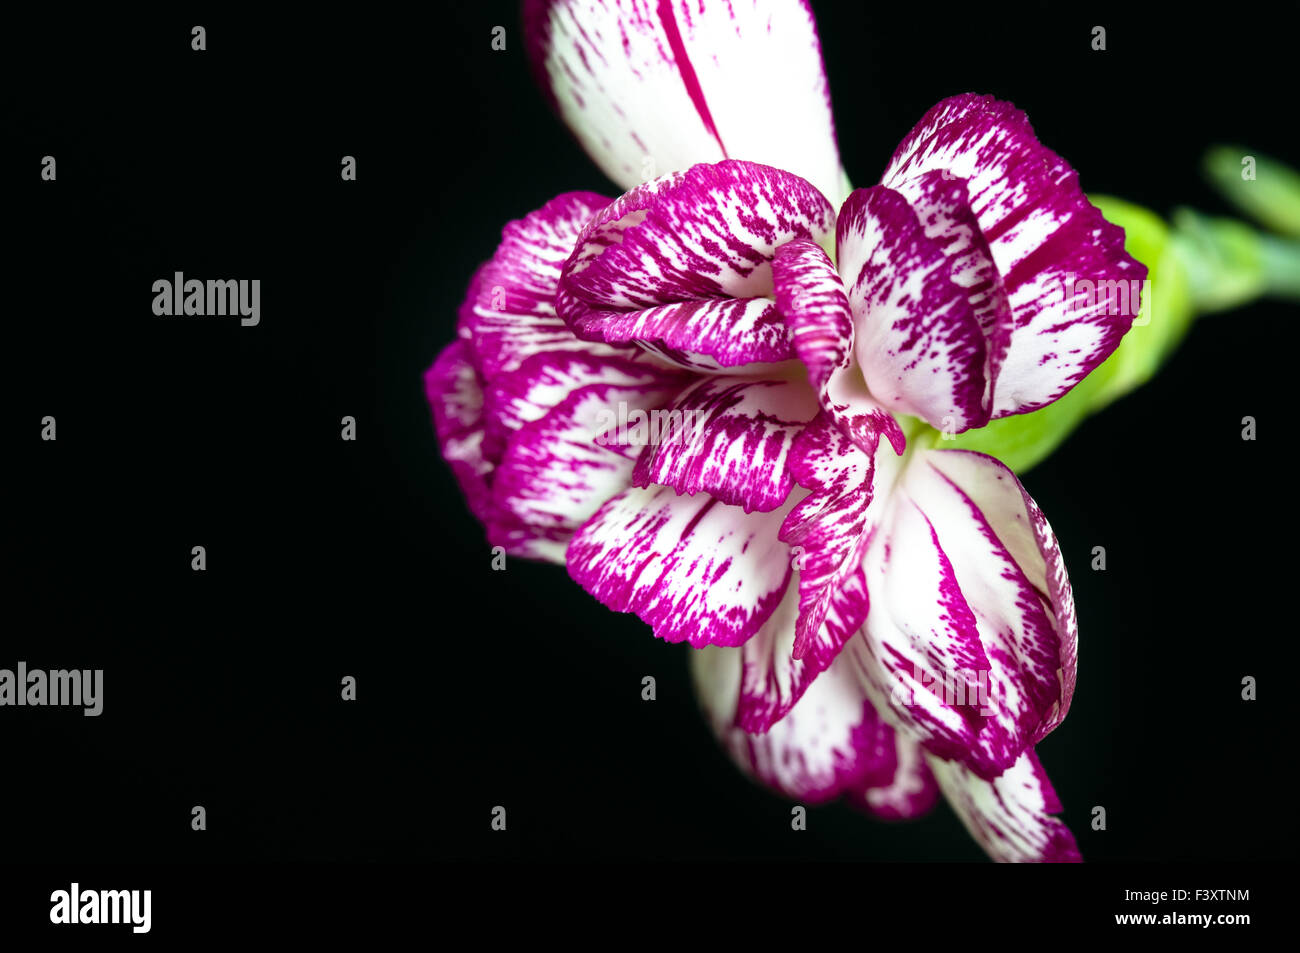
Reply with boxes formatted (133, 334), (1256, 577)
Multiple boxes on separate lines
(460, 191), (622, 381)
(489, 378), (682, 560)
(882, 94), (1147, 417)
(425, 340), (494, 524)
(732, 575), (814, 731)
(630, 376), (817, 513)
(779, 416), (902, 670)
(836, 185), (989, 433)
(483, 350), (679, 447)
(693, 633), (938, 812)
(772, 238), (907, 453)
(566, 484), (793, 646)
(850, 730), (940, 821)
(917, 449), (1077, 738)
(558, 160), (836, 372)
(429, 188), (695, 563)
(886, 169), (1014, 415)
(851, 494), (1001, 774)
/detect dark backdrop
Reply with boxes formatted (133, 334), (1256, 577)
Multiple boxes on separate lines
(6, 2), (1294, 863)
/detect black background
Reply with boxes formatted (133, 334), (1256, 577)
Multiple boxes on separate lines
(6, 2), (1295, 866)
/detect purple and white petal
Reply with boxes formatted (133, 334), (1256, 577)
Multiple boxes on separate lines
(882, 94), (1147, 417)
(693, 632), (934, 807)
(567, 484), (793, 647)
(886, 451), (1065, 768)
(724, 555), (884, 736)
(631, 376), (818, 514)
(850, 731), (940, 821)
(928, 748), (1081, 862)
(425, 340), (494, 524)
(772, 238), (907, 454)
(886, 169), (1014, 412)
(837, 185), (990, 434)
(916, 449), (1077, 737)
(483, 350), (684, 448)
(558, 160), (836, 371)
(489, 379), (682, 560)
(480, 352), (687, 561)
(525, 0), (849, 205)
(731, 575), (813, 731)
(461, 191), (627, 381)
(848, 494), (1004, 775)
(849, 447), (1076, 777)
(483, 518), (572, 564)
(779, 416), (902, 675)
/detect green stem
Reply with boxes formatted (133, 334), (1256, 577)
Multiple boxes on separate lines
(1170, 208), (1300, 314)
(1259, 233), (1300, 299)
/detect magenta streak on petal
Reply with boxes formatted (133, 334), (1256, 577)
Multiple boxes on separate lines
(836, 185), (989, 433)
(630, 377), (816, 514)
(1026, 748), (1065, 815)
(928, 747), (1081, 862)
(878, 94), (1147, 417)
(924, 461), (1063, 735)
(567, 483), (793, 648)
(655, 0), (728, 159)
(681, 494), (720, 537)
(914, 504), (991, 729)
(772, 239), (907, 456)
(426, 340), (493, 525)
(777, 414), (893, 694)
(490, 380), (681, 542)
(925, 448), (1078, 733)
(702, 631), (940, 810)
(557, 160), (836, 370)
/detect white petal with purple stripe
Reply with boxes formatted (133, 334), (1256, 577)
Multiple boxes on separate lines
(490, 380), (682, 556)
(928, 748), (1081, 862)
(525, 0), (849, 204)
(567, 485), (794, 647)
(850, 447), (1077, 777)
(837, 185), (989, 433)
(694, 632), (938, 811)
(630, 376), (817, 514)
